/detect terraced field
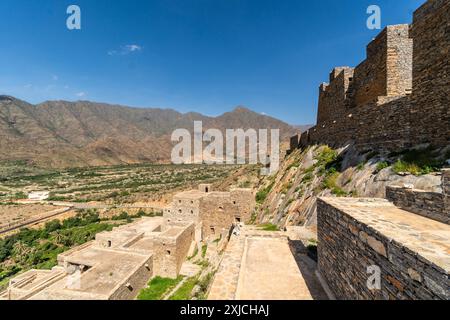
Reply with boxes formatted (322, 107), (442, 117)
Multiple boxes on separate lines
(0, 161), (243, 205)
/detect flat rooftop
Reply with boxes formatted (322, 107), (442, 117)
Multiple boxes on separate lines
(173, 190), (232, 200)
(114, 217), (163, 234)
(160, 226), (186, 238)
(320, 197), (450, 273)
(173, 190), (207, 200)
(30, 246), (150, 299)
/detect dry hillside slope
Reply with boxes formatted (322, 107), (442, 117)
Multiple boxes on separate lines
(254, 144), (449, 230)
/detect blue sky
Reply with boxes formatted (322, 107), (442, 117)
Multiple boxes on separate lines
(0, 0), (425, 124)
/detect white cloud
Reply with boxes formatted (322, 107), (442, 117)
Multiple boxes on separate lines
(52, 74), (59, 81)
(125, 44), (141, 52)
(108, 44), (143, 56)
(76, 92), (86, 97)
(24, 84), (32, 89)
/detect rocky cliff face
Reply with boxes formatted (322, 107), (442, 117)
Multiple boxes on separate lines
(254, 144), (447, 230)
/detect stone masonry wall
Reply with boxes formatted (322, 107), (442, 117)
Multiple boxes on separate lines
(317, 198), (449, 300)
(444, 170), (450, 213)
(289, 134), (300, 152)
(200, 195), (236, 239)
(317, 67), (354, 124)
(386, 187), (448, 224)
(230, 189), (255, 223)
(307, 96), (411, 151)
(347, 25), (411, 109)
(386, 169), (449, 224)
(310, 24), (413, 152)
(410, 0), (450, 147)
(164, 195), (201, 224)
(301, 0), (448, 152)
(108, 256), (153, 300)
(153, 223), (195, 278)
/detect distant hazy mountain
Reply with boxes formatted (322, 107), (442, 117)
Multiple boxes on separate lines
(0, 95), (300, 168)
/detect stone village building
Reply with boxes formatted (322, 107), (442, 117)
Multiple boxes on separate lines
(163, 184), (255, 240)
(1, 0), (448, 302)
(0, 184), (254, 300)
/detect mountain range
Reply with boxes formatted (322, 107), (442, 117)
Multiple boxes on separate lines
(0, 95), (304, 168)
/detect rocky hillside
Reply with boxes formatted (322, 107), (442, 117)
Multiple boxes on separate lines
(0, 95), (297, 168)
(254, 144), (449, 230)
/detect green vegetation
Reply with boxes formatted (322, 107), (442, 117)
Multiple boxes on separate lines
(107, 210), (161, 223)
(315, 147), (343, 178)
(169, 276), (198, 300)
(255, 181), (275, 204)
(194, 260), (210, 268)
(0, 210), (115, 289)
(323, 170), (347, 197)
(249, 210), (259, 225)
(349, 190), (358, 197)
(390, 147), (446, 176)
(376, 161), (389, 172)
(301, 172), (313, 183)
(0, 162), (241, 204)
(137, 276), (183, 300)
(201, 244), (208, 258)
(392, 160), (433, 176)
(194, 272), (215, 300)
(11, 191), (27, 200)
(286, 161), (300, 171)
(258, 223), (279, 231)
(315, 147), (339, 168)
(238, 180), (251, 188)
(356, 162), (366, 171)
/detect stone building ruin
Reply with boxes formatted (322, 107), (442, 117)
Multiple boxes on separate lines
(1, 217), (195, 300)
(163, 184), (255, 240)
(1, 184), (255, 300)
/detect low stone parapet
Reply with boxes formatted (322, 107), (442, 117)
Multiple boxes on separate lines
(317, 197), (449, 300)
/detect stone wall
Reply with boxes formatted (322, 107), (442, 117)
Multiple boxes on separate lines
(317, 67), (354, 124)
(153, 223), (195, 278)
(386, 169), (449, 224)
(165, 196), (201, 222)
(200, 194), (236, 239)
(164, 187), (255, 239)
(317, 198), (449, 300)
(198, 184), (213, 193)
(352, 25), (412, 107)
(306, 95), (411, 151)
(230, 188), (255, 223)
(108, 256), (153, 300)
(299, 0), (448, 152)
(444, 170), (450, 214)
(289, 134), (300, 152)
(410, 0), (450, 147)
(386, 187), (448, 224)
